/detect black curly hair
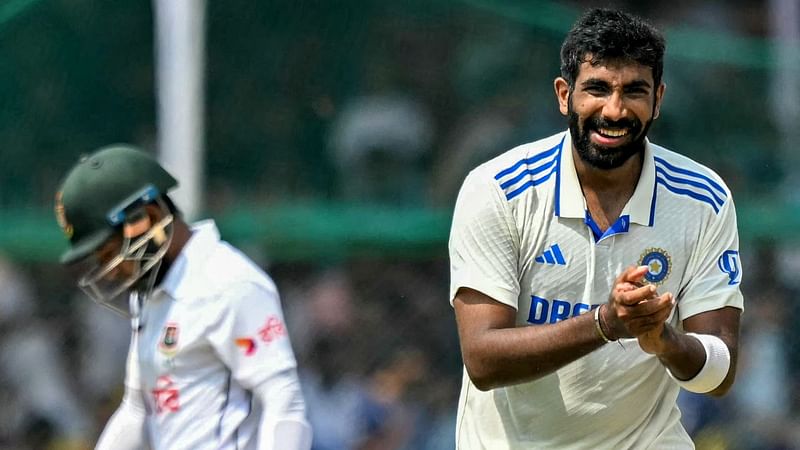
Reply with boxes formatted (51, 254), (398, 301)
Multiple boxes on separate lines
(560, 8), (665, 88)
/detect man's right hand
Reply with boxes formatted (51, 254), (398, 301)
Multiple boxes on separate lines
(602, 266), (674, 340)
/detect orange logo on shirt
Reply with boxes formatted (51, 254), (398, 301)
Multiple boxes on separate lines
(235, 338), (257, 356)
(234, 316), (286, 357)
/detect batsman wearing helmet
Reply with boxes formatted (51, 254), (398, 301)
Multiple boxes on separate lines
(55, 145), (312, 450)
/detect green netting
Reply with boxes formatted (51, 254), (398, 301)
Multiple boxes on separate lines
(0, 3), (797, 450)
(0, 0), (795, 261)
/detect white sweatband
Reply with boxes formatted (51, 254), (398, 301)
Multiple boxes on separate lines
(668, 332), (730, 393)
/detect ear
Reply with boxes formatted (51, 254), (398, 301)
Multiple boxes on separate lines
(653, 82), (666, 120)
(554, 77), (570, 116)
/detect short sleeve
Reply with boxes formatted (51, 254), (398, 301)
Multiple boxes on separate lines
(678, 197), (744, 320)
(449, 169), (521, 309)
(205, 281), (298, 390)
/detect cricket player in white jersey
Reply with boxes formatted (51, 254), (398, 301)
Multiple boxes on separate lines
(55, 145), (312, 449)
(449, 8), (743, 449)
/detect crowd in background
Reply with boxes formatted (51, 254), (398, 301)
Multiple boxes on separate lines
(1, 0), (799, 449)
(5, 247), (800, 449)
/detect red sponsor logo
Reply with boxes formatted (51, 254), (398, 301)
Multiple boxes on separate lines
(235, 338), (257, 356)
(257, 315), (286, 343)
(152, 375), (180, 414)
(235, 316), (287, 356)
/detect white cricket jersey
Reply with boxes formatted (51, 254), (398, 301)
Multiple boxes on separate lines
(124, 220), (301, 449)
(449, 130), (744, 449)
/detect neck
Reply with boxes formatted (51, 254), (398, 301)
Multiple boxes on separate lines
(574, 148), (643, 231)
(573, 148), (643, 194)
(164, 218), (192, 266)
(154, 218), (192, 283)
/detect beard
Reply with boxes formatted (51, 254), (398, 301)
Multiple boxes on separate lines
(568, 100), (653, 170)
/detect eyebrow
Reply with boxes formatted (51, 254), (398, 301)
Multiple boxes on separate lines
(580, 78), (652, 89)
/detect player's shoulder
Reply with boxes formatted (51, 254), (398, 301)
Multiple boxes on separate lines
(465, 131), (566, 195)
(650, 142), (733, 199)
(189, 240), (278, 305)
(211, 243), (277, 289)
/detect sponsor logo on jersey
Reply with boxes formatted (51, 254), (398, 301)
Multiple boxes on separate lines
(639, 247), (671, 285)
(534, 244), (566, 265)
(258, 315), (287, 343)
(234, 316), (287, 357)
(718, 250), (741, 285)
(235, 338), (257, 356)
(152, 375), (180, 414)
(158, 322), (179, 357)
(527, 295), (596, 324)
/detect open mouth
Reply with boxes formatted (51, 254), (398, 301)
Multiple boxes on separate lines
(590, 127), (632, 147)
(596, 127), (629, 138)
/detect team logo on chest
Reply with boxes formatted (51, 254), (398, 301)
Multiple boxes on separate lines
(158, 322), (180, 357)
(639, 248), (672, 285)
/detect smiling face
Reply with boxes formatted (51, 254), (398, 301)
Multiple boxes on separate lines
(555, 58), (665, 170)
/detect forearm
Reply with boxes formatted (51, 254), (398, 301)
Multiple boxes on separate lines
(463, 310), (606, 390)
(96, 387), (148, 450)
(652, 323), (737, 396)
(652, 325), (705, 378)
(254, 369), (312, 450)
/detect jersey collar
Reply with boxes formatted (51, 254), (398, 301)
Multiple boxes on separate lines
(158, 220), (221, 300)
(555, 130), (657, 227)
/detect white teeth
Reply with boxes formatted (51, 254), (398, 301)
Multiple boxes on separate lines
(599, 128), (628, 137)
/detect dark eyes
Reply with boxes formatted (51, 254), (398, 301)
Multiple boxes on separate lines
(584, 85), (608, 94)
(583, 86), (649, 96)
(625, 87), (650, 95)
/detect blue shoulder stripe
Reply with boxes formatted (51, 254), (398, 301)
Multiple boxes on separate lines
(494, 141), (561, 180)
(653, 156), (726, 197)
(495, 137), (564, 201)
(654, 166), (726, 207)
(499, 157), (557, 190)
(655, 176), (720, 213)
(505, 166), (557, 200)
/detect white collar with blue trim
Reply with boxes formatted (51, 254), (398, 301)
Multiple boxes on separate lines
(555, 130), (656, 227)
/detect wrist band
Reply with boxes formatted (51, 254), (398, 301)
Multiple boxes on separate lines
(668, 333), (731, 393)
(594, 305), (615, 343)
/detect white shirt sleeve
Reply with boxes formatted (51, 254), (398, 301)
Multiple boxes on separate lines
(95, 385), (149, 450)
(449, 168), (521, 308)
(253, 368), (312, 450)
(205, 281), (299, 389)
(678, 195), (744, 319)
(96, 331), (148, 450)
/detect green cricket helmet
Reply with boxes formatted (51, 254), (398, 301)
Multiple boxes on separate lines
(55, 144), (178, 314)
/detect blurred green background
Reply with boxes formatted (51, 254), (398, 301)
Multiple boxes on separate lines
(0, 1), (798, 449)
(1, 0), (797, 262)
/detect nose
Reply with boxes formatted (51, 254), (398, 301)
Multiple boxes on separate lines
(602, 91), (627, 122)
